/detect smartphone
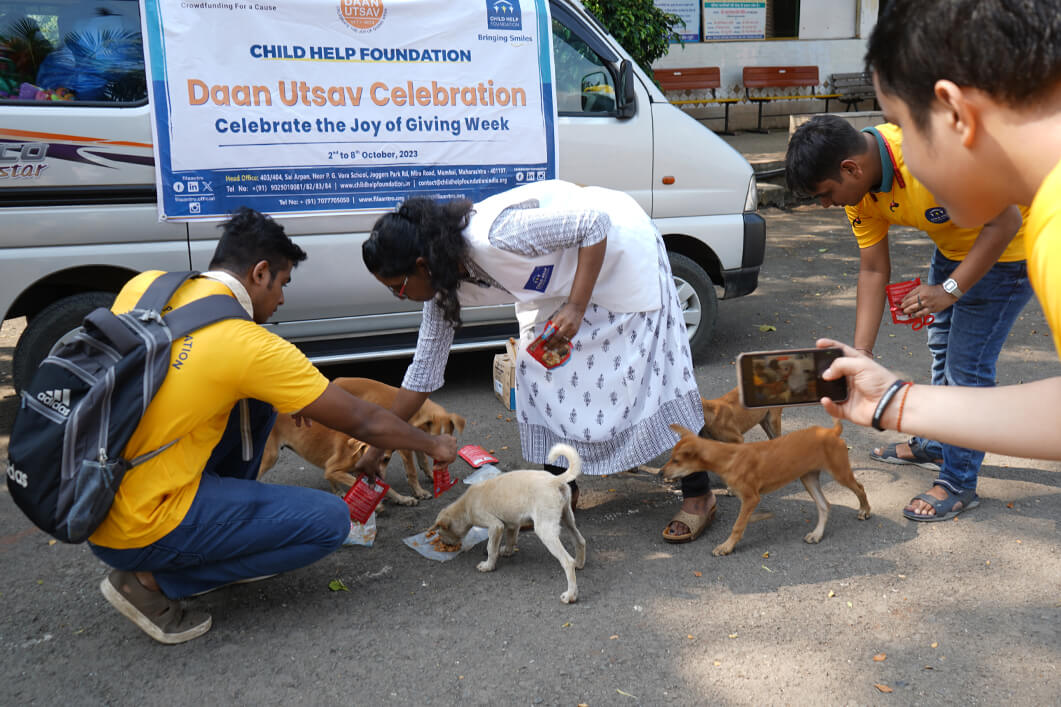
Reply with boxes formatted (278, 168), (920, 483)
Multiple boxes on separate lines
(736, 347), (848, 408)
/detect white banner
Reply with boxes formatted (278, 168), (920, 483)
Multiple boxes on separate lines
(141, 0), (557, 220)
(655, 1), (700, 42)
(702, 1), (766, 41)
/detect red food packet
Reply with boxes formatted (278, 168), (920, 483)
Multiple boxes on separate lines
(343, 475), (390, 524)
(458, 444), (499, 468)
(526, 320), (571, 369)
(433, 463), (458, 497)
(885, 278), (934, 329)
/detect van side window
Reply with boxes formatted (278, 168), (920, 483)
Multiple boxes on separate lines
(552, 18), (616, 115)
(0, 1), (146, 104)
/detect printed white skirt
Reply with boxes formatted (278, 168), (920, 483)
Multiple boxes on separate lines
(516, 239), (703, 475)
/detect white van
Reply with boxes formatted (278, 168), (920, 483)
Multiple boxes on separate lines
(0, 0), (764, 391)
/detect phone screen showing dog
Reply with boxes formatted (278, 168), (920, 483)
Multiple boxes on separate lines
(737, 347), (848, 408)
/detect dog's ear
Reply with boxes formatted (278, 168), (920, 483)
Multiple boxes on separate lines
(670, 424), (696, 438)
(451, 414), (467, 436)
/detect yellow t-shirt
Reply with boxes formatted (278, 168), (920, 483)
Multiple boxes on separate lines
(845, 123), (1027, 262)
(1025, 157), (1061, 359)
(89, 271), (329, 549)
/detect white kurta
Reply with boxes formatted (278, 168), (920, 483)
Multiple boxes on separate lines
(401, 183), (703, 475)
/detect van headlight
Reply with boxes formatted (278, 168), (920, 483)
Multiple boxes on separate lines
(743, 175), (758, 212)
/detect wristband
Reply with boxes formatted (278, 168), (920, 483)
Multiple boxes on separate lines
(872, 379), (908, 431)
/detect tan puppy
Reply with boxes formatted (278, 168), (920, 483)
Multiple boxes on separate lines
(700, 387), (781, 443)
(662, 422), (871, 556)
(430, 443), (587, 604)
(333, 377), (466, 500)
(699, 387), (782, 500)
(258, 413), (416, 506)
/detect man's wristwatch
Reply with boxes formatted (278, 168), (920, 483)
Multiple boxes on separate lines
(942, 278), (963, 300)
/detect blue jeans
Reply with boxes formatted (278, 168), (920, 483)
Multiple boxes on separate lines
(913, 250), (1033, 493)
(91, 400), (349, 599)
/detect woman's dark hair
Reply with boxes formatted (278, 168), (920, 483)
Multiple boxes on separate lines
(209, 206), (306, 283)
(785, 115), (868, 197)
(363, 196), (473, 326)
(867, 0), (1061, 133)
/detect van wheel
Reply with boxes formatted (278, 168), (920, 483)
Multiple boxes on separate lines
(12, 292), (116, 393)
(669, 253), (718, 361)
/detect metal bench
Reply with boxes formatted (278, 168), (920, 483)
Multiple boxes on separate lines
(655, 67), (738, 134)
(742, 66), (837, 132)
(826, 71), (878, 112)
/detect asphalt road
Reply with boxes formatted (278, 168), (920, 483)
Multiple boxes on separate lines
(1, 206), (1058, 706)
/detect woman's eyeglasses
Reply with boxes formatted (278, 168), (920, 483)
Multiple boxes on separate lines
(390, 274), (410, 299)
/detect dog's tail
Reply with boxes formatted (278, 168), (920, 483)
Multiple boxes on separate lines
(830, 419), (843, 436)
(546, 443), (582, 484)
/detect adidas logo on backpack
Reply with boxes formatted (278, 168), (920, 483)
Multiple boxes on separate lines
(36, 388), (72, 417)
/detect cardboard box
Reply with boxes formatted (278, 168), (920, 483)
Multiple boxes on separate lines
(492, 338), (517, 410)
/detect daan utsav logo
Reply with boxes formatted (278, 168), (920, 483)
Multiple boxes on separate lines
(338, 0), (386, 33)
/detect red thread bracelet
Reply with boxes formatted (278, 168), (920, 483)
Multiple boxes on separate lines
(896, 382), (913, 433)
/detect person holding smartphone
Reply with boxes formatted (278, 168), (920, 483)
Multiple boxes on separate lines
(817, 0), (1061, 464)
(786, 114), (1033, 522)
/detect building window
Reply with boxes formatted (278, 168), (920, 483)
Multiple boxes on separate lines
(767, 0), (800, 39)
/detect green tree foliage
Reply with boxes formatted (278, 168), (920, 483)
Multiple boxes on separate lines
(581, 0), (683, 80)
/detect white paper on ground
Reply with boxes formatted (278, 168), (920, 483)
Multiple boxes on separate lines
(403, 526), (489, 561)
(463, 463), (503, 485)
(342, 513), (377, 547)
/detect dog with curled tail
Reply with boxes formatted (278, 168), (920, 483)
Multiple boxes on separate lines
(430, 443), (587, 604)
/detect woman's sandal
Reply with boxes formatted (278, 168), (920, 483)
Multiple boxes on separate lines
(870, 438), (943, 471)
(902, 484), (980, 522)
(661, 505), (716, 544)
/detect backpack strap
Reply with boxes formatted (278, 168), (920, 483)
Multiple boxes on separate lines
(134, 271), (200, 315)
(164, 294), (252, 339)
(82, 308), (142, 355)
(126, 295), (252, 470)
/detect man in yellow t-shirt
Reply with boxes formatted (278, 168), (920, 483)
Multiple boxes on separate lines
(786, 115), (1033, 522)
(89, 207), (457, 645)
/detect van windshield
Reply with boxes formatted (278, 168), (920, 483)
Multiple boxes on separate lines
(0, 0), (145, 104)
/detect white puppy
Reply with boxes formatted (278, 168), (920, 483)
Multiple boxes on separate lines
(430, 443), (587, 603)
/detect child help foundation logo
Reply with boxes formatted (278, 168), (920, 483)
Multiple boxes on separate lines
(486, 0), (522, 31)
(338, 0), (386, 33)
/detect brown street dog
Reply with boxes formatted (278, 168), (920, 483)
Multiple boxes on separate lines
(662, 422), (871, 556)
(257, 377), (466, 505)
(331, 377), (467, 499)
(257, 413), (416, 505)
(699, 387), (782, 500)
(700, 387), (781, 443)
(430, 443), (587, 604)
